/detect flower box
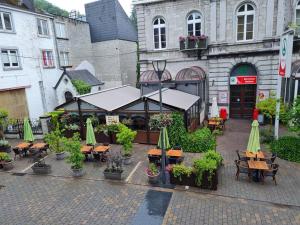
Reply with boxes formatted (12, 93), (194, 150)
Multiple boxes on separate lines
(104, 169), (123, 180)
(197, 38), (208, 49)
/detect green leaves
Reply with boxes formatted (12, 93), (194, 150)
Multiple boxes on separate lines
(149, 114), (173, 130)
(286, 97), (300, 135)
(271, 136), (300, 163)
(172, 164), (193, 181)
(64, 133), (85, 169)
(44, 126), (66, 153)
(72, 80), (91, 95)
(116, 124), (137, 156)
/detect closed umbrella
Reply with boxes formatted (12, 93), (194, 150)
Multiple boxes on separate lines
(158, 127), (170, 149)
(211, 97), (219, 118)
(23, 118), (34, 142)
(247, 120), (261, 153)
(86, 118), (96, 146)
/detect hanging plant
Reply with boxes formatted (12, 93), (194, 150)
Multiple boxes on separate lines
(149, 113), (173, 130)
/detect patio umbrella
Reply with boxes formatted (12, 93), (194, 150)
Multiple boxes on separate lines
(23, 118), (34, 142)
(158, 127), (170, 149)
(247, 120), (261, 153)
(86, 118), (96, 146)
(211, 97), (219, 118)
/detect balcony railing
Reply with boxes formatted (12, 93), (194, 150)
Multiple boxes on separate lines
(179, 35), (208, 51)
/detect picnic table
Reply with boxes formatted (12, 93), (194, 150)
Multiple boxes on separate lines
(147, 149), (183, 157)
(248, 160), (269, 182)
(94, 145), (110, 153)
(208, 118), (225, 131)
(14, 142), (33, 157)
(80, 145), (93, 153)
(245, 151), (265, 160)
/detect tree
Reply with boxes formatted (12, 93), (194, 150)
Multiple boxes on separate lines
(34, 0), (69, 17)
(287, 97), (300, 136)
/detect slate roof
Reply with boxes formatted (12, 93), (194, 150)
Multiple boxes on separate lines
(54, 69), (104, 89)
(85, 0), (137, 43)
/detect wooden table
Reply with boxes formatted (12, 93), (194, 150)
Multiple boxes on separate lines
(94, 146), (110, 153)
(15, 142), (32, 150)
(147, 149), (183, 157)
(80, 145), (93, 153)
(31, 143), (48, 149)
(246, 151), (265, 160)
(248, 160), (269, 170)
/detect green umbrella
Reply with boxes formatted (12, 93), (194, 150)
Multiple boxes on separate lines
(23, 118), (34, 142)
(247, 120), (261, 153)
(158, 127), (170, 149)
(86, 118), (96, 146)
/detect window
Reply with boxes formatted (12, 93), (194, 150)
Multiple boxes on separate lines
(42, 50), (54, 68)
(1, 49), (20, 69)
(60, 52), (70, 66)
(187, 12), (202, 36)
(236, 3), (255, 41)
(37, 18), (49, 36)
(153, 18), (166, 49)
(55, 22), (66, 38)
(296, 1), (300, 34)
(65, 91), (73, 102)
(0, 12), (13, 32)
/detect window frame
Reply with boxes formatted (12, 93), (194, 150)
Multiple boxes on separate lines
(187, 11), (202, 37)
(41, 50), (55, 68)
(1, 48), (21, 70)
(55, 22), (67, 39)
(0, 11), (14, 33)
(153, 17), (167, 50)
(37, 18), (50, 37)
(236, 3), (255, 42)
(60, 51), (70, 67)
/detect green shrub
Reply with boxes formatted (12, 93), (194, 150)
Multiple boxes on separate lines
(44, 126), (66, 153)
(260, 128), (275, 144)
(116, 124), (137, 156)
(286, 97), (300, 135)
(0, 152), (11, 161)
(182, 128), (216, 153)
(172, 164), (193, 181)
(203, 150), (223, 167)
(168, 113), (186, 147)
(271, 136), (300, 163)
(256, 98), (286, 124)
(193, 157), (218, 186)
(0, 109), (8, 139)
(64, 133), (85, 169)
(0, 139), (10, 147)
(72, 79), (91, 95)
(149, 113), (173, 130)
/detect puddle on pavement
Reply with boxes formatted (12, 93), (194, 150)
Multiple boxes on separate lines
(131, 190), (172, 225)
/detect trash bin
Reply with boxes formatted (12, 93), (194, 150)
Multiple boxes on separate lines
(253, 108), (259, 120)
(219, 108), (227, 120)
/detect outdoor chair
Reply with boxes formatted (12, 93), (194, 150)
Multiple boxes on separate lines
(168, 156), (180, 164)
(265, 153), (277, 164)
(261, 164), (279, 185)
(148, 155), (161, 166)
(103, 143), (110, 146)
(12, 148), (23, 160)
(236, 150), (247, 162)
(234, 160), (252, 182)
(173, 146), (182, 151)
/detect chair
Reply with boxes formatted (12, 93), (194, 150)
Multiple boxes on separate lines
(265, 153), (277, 164)
(234, 160), (252, 181)
(12, 148), (22, 160)
(103, 143), (110, 146)
(173, 146), (182, 151)
(148, 155), (161, 166)
(236, 150), (247, 162)
(168, 156), (179, 164)
(261, 164), (279, 185)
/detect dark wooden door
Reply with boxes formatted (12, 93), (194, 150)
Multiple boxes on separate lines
(230, 85), (256, 119)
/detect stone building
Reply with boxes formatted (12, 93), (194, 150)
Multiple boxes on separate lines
(133, 0), (300, 119)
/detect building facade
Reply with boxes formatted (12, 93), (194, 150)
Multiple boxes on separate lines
(134, 0), (300, 119)
(0, 2), (61, 119)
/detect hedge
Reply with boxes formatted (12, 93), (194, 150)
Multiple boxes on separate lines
(270, 136), (300, 163)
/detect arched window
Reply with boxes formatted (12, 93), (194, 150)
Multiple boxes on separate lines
(65, 91), (73, 102)
(153, 17), (166, 49)
(187, 12), (201, 36)
(296, 1), (300, 34)
(236, 3), (255, 41)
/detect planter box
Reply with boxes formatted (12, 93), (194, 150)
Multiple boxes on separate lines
(104, 169), (123, 180)
(187, 39), (196, 49)
(170, 168), (219, 190)
(71, 167), (85, 177)
(0, 146), (11, 153)
(95, 132), (111, 143)
(197, 38), (208, 49)
(179, 40), (185, 50)
(56, 152), (66, 160)
(32, 164), (52, 174)
(2, 161), (14, 171)
(147, 173), (160, 184)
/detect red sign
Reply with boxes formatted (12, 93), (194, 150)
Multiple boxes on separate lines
(230, 76), (257, 85)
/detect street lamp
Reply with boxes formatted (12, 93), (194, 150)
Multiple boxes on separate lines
(152, 59), (167, 184)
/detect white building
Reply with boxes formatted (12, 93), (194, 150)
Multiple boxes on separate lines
(0, 2), (61, 119)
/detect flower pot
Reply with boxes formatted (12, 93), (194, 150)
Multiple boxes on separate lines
(197, 38), (207, 49)
(3, 160), (13, 171)
(187, 39), (196, 49)
(0, 146), (11, 153)
(123, 155), (133, 165)
(179, 40), (185, 50)
(147, 173), (160, 184)
(56, 152), (66, 160)
(170, 173), (196, 186)
(103, 169), (123, 180)
(71, 167), (85, 177)
(32, 163), (52, 174)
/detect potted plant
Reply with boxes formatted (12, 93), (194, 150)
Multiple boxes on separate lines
(64, 133), (85, 177)
(187, 35), (197, 49)
(31, 159), (51, 174)
(170, 164), (195, 186)
(197, 35), (208, 49)
(146, 163), (160, 184)
(116, 124), (137, 165)
(44, 126), (67, 160)
(104, 151), (123, 180)
(0, 152), (13, 171)
(0, 139), (11, 153)
(179, 36), (186, 50)
(0, 109), (8, 140)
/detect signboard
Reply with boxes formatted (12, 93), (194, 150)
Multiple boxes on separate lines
(258, 90), (269, 102)
(218, 91), (228, 104)
(278, 33), (294, 77)
(105, 115), (119, 125)
(230, 76), (257, 85)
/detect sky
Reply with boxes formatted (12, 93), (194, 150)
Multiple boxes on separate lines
(47, 0), (133, 16)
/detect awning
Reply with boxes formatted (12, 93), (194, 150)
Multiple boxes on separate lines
(76, 85), (141, 112)
(144, 88), (200, 111)
(139, 69), (172, 83)
(291, 60), (300, 80)
(175, 66), (206, 81)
